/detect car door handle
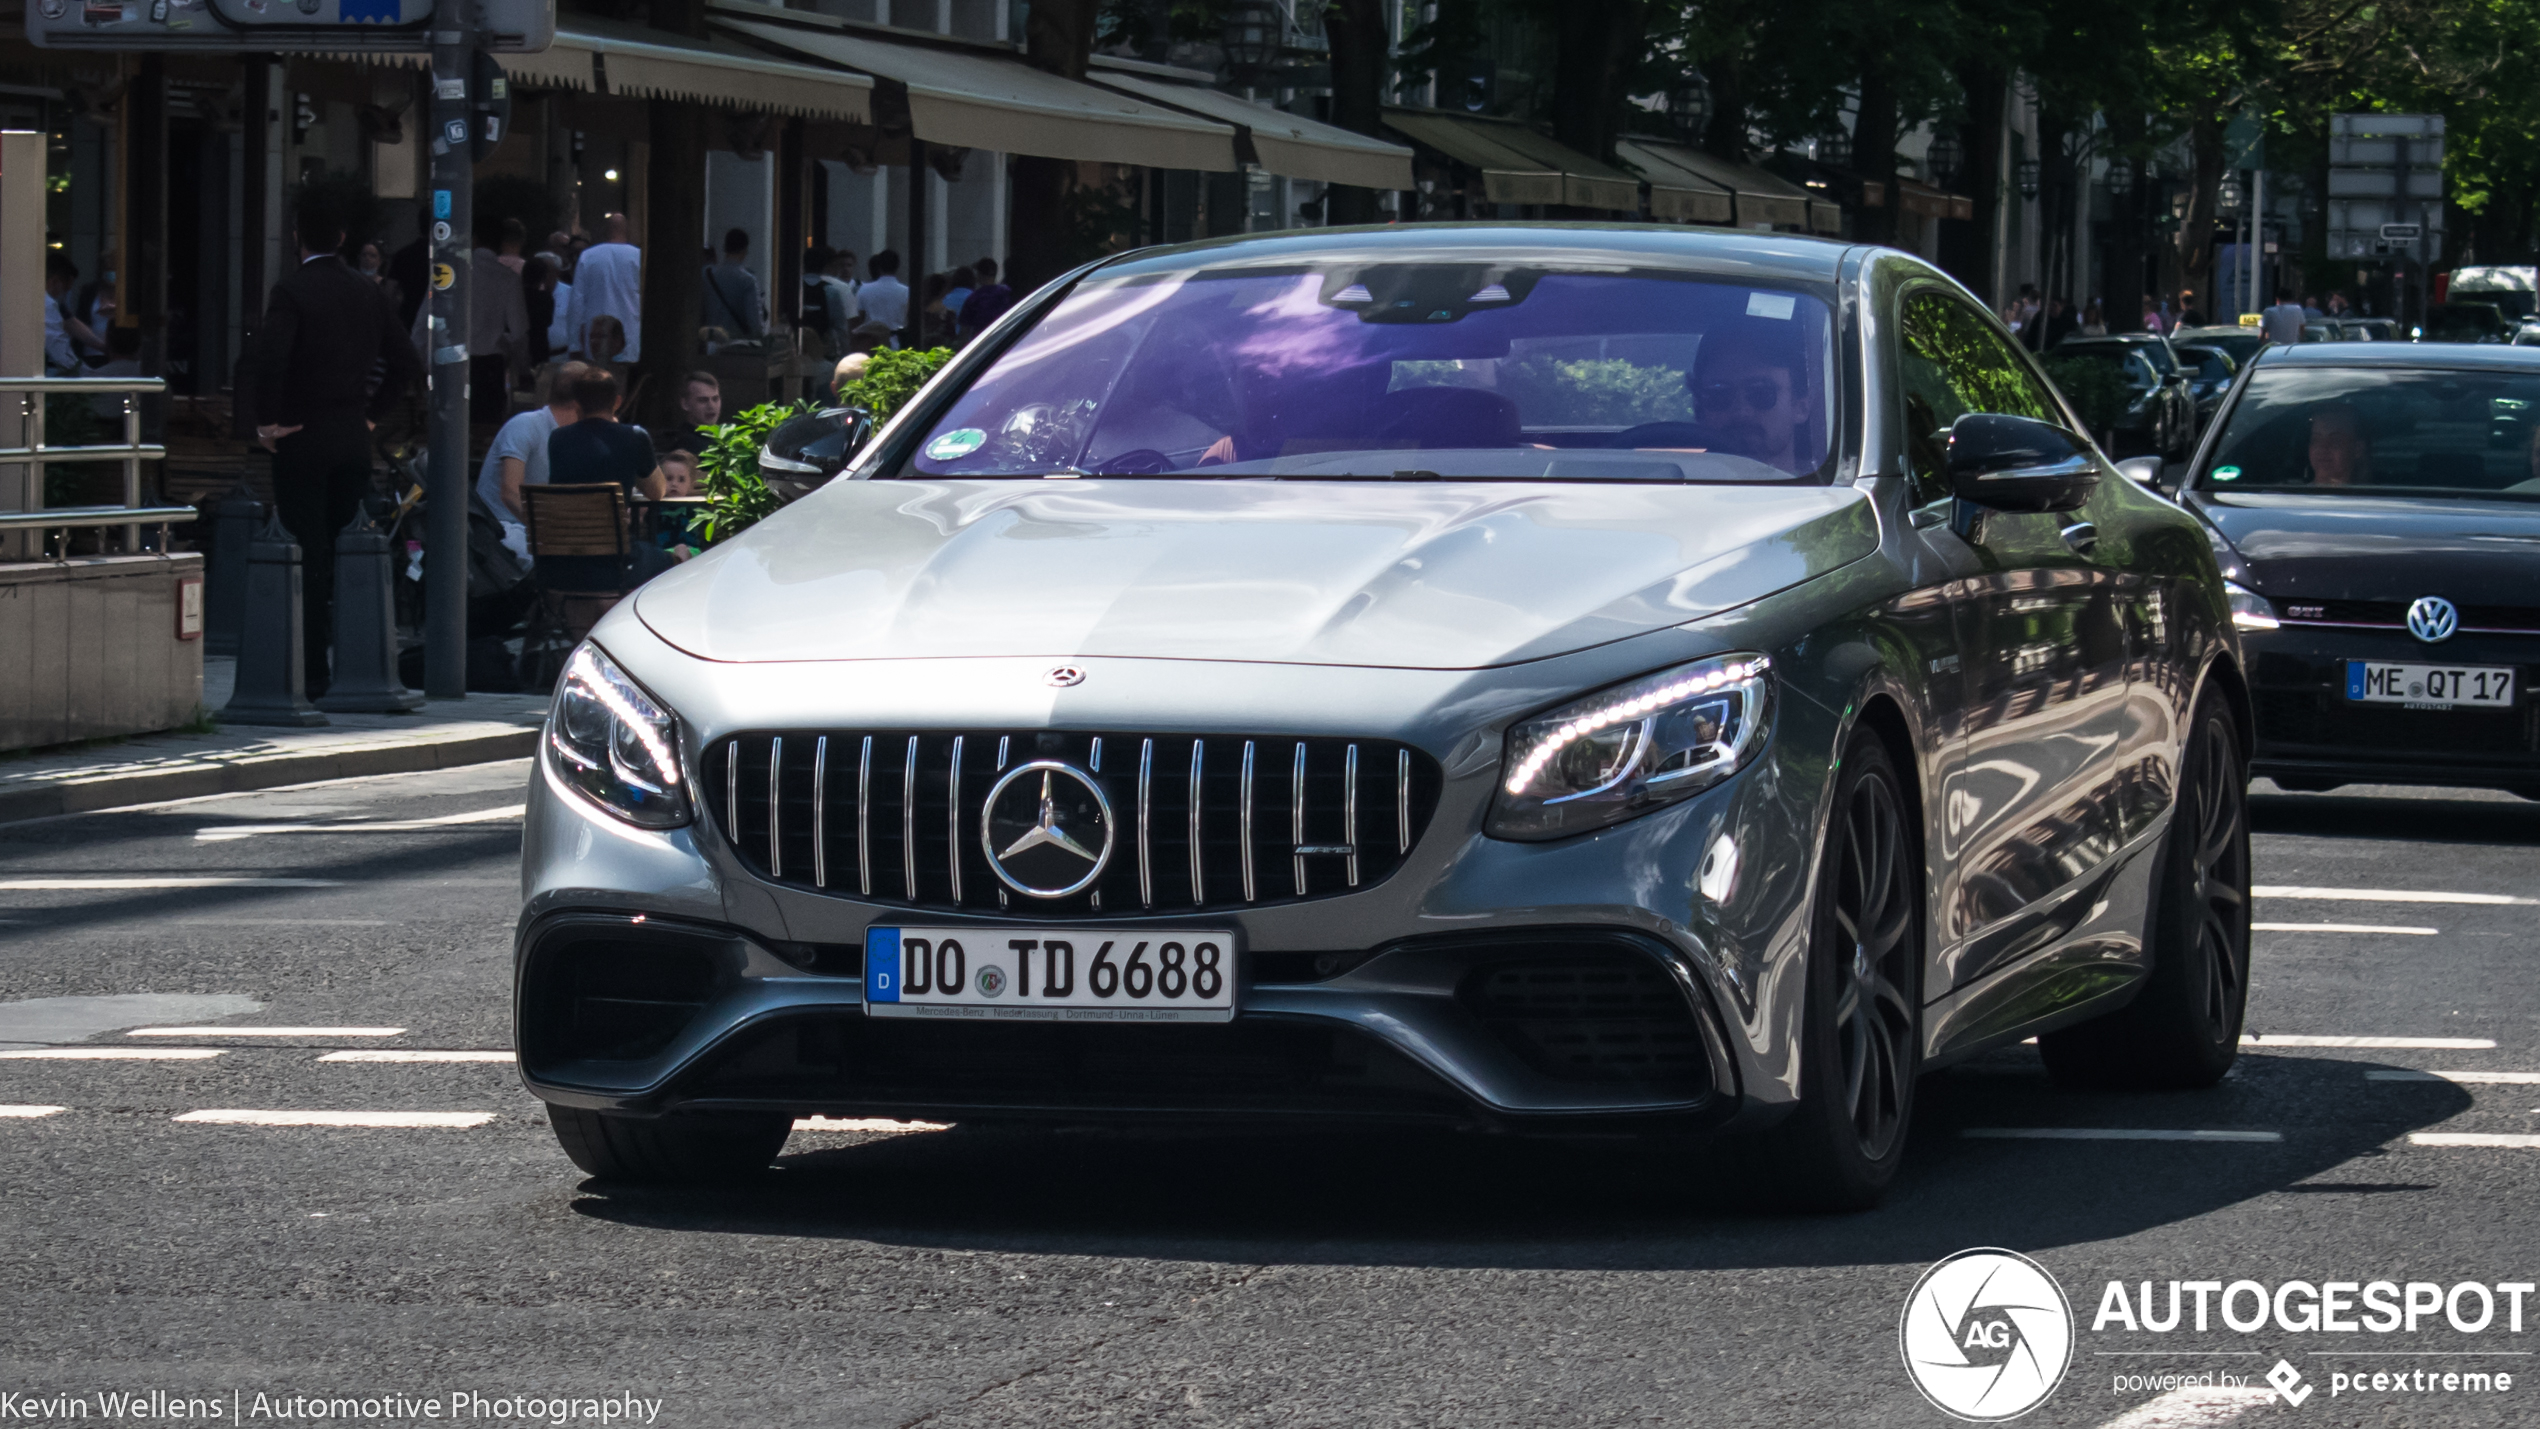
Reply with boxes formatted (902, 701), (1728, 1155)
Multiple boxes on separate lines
(2060, 521), (2098, 554)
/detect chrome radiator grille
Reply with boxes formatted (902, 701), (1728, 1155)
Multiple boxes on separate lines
(706, 730), (1443, 917)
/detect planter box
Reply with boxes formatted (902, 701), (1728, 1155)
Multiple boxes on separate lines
(0, 553), (205, 751)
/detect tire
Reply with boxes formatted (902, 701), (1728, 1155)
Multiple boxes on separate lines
(1763, 730), (1923, 1211)
(546, 1103), (793, 1184)
(2040, 692), (2252, 1088)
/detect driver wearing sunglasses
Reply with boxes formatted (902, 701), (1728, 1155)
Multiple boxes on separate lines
(1688, 322), (1817, 474)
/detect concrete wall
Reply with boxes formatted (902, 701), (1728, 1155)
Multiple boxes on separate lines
(0, 554), (206, 751)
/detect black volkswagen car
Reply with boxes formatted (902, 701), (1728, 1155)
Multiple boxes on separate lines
(2176, 343), (2540, 795)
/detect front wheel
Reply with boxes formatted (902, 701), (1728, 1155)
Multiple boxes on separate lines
(2040, 691), (2251, 1087)
(1763, 730), (1923, 1211)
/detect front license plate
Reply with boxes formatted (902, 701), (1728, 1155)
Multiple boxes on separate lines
(864, 927), (1237, 1023)
(2345, 661), (2516, 709)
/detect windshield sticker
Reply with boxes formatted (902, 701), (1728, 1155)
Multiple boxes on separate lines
(1746, 292), (1798, 321)
(924, 428), (989, 461)
(2213, 465), (2242, 481)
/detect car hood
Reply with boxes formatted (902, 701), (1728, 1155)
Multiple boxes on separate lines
(2192, 491), (2540, 602)
(634, 478), (1879, 669)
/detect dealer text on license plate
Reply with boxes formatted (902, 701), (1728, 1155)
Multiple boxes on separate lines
(2345, 661), (2515, 708)
(864, 927), (1235, 1022)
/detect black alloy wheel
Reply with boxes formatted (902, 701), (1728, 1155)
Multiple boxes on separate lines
(2041, 692), (2251, 1087)
(1765, 730), (1922, 1210)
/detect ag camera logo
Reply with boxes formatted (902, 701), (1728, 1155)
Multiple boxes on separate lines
(1901, 1248), (2075, 1420)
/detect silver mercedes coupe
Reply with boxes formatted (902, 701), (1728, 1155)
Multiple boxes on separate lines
(518, 226), (2251, 1209)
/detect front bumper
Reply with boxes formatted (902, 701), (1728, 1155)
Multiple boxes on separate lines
(2245, 623), (2540, 789)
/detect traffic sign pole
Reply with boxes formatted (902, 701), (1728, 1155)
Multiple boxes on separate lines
(425, 0), (474, 700)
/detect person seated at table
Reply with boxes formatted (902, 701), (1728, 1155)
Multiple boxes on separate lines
(541, 370), (673, 588)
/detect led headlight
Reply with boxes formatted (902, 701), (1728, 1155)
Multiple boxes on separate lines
(1488, 654), (1772, 841)
(2224, 580), (2279, 632)
(545, 643), (691, 829)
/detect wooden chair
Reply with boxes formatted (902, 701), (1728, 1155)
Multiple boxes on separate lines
(519, 483), (630, 691)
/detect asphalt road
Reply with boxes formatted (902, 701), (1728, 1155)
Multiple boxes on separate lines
(1, 761), (2534, 1428)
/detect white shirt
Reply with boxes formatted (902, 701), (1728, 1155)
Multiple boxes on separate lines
(547, 280), (573, 354)
(857, 274), (910, 331)
(565, 242), (645, 362)
(2260, 302), (2306, 345)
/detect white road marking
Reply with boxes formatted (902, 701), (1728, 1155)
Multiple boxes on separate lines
(1962, 1128), (2282, 1142)
(2368, 1070), (2540, 1084)
(2243, 1035), (2497, 1049)
(0, 1105), (66, 1118)
(175, 919), (393, 928)
(2254, 885), (2529, 905)
(2253, 921), (2439, 935)
(173, 1109), (494, 1128)
(2410, 1132), (2540, 1149)
(792, 1116), (951, 1134)
(2093, 1385), (2276, 1429)
(0, 1048), (223, 1061)
(0, 877), (343, 890)
(129, 1026), (405, 1038)
(194, 805), (526, 841)
(318, 1050), (514, 1063)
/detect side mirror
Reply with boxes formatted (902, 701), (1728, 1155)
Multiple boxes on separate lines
(1944, 412), (2101, 530)
(2114, 455), (2165, 487)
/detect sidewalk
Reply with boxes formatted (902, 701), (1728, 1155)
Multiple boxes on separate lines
(0, 658), (549, 824)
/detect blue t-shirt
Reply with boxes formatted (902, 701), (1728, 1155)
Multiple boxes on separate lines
(547, 419), (656, 496)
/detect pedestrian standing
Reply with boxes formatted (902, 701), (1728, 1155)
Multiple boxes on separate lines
(496, 218), (528, 275)
(701, 228), (764, 341)
(565, 212), (644, 363)
(957, 256), (1015, 341)
(858, 250), (910, 335)
(2259, 287), (2306, 346)
(251, 191), (422, 698)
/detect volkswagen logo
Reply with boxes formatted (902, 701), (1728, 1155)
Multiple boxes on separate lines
(980, 761), (1114, 898)
(1899, 1248), (2073, 1421)
(1044, 666), (1086, 688)
(2406, 595), (2460, 644)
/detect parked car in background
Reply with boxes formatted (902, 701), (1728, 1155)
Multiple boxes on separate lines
(518, 226), (2251, 1210)
(2348, 318), (2403, 342)
(2171, 325), (2268, 369)
(2170, 342), (2540, 796)
(2047, 334), (2198, 459)
(2172, 343), (2240, 426)
(2425, 302), (2509, 344)
(2447, 265), (2537, 330)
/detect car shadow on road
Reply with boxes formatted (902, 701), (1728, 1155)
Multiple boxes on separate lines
(565, 1050), (2471, 1272)
(2248, 786), (2540, 845)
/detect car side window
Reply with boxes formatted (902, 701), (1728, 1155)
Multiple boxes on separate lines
(1896, 290), (2063, 503)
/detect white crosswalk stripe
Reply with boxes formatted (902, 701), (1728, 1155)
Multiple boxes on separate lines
(2243, 1035), (2497, 1049)
(0, 1105), (65, 1118)
(172, 1110), (495, 1128)
(0, 1048), (223, 1060)
(318, 1050), (514, 1063)
(2254, 885), (2530, 905)
(129, 1026), (406, 1038)
(2367, 1070), (2540, 1084)
(2409, 1133), (2540, 1149)
(1963, 1128), (2282, 1142)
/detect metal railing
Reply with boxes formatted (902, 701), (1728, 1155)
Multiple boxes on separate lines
(0, 375), (174, 558)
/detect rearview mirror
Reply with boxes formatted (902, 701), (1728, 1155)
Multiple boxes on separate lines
(1944, 412), (2100, 535)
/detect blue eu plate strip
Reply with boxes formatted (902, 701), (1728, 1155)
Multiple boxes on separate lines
(2346, 661), (2366, 701)
(865, 928), (900, 1002)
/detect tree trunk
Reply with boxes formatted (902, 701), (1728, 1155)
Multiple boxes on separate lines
(1703, 51), (1750, 165)
(1323, 0), (1392, 226)
(636, 0), (707, 426)
(1852, 70), (1899, 247)
(1010, 0), (1101, 291)
(2173, 116), (2223, 321)
(1938, 65), (2004, 303)
(1547, 2), (1652, 165)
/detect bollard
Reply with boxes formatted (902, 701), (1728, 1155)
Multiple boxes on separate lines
(204, 483), (263, 657)
(317, 505), (426, 714)
(220, 509), (329, 727)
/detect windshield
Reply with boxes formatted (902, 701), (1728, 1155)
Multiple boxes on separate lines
(900, 264), (1838, 483)
(2195, 366), (2540, 498)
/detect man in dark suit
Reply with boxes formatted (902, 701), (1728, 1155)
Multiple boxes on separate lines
(253, 192), (422, 696)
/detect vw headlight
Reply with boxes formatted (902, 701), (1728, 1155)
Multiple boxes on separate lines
(1488, 654), (1772, 841)
(546, 643), (691, 829)
(2225, 580), (2279, 632)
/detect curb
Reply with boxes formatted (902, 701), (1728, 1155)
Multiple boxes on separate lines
(0, 726), (541, 825)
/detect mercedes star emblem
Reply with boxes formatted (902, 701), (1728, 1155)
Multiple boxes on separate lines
(2406, 595), (2460, 644)
(1045, 666), (1086, 688)
(980, 760), (1114, 898)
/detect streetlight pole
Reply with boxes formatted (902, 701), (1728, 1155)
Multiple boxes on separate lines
(424, 0), (476, 700)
